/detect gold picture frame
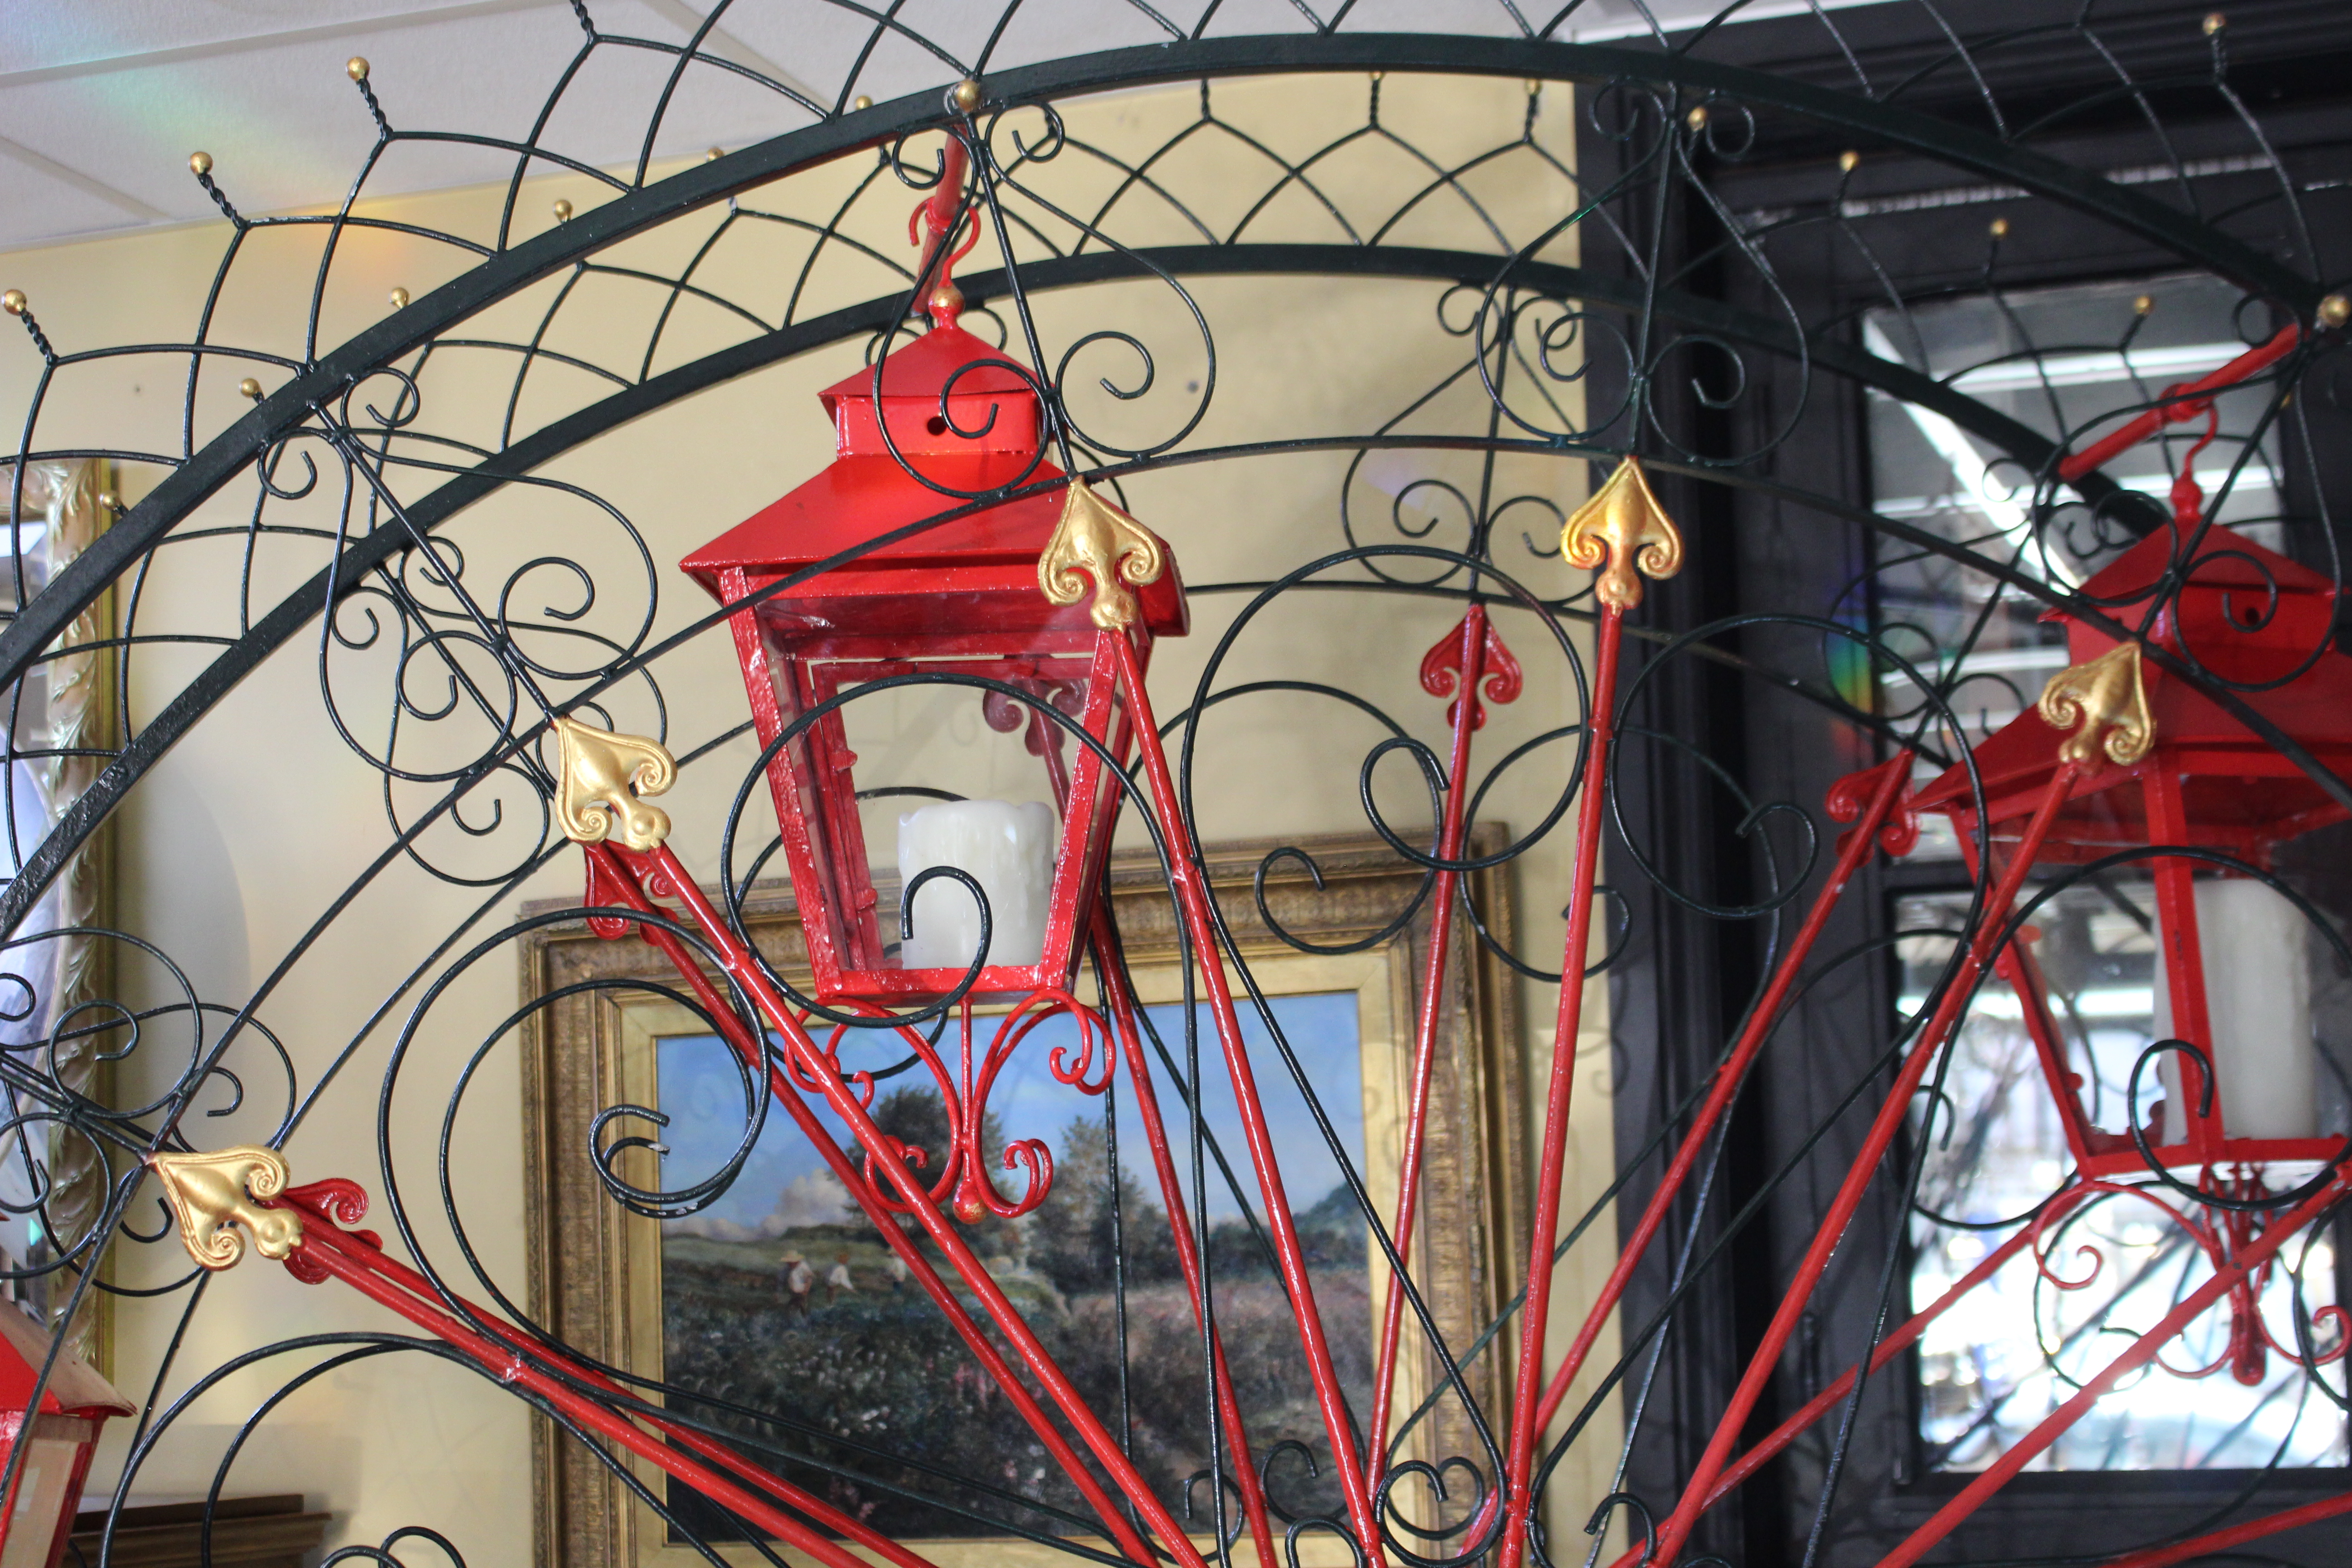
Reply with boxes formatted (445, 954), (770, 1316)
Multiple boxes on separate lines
(520, 828), (1525, 1568)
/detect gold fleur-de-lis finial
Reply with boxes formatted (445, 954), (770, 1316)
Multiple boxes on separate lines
(1038, 480), (1166, 632)
(2038, 642), (2154, 769)
(148, 1147), (302, 1270)
(551, 717), (677, 852)
(1561, 456), (1684, 611)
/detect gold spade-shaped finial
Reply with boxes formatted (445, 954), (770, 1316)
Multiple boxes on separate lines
(148, 1147), (302, 1270)
(1038, 480), (1166, 632)
(551, 717), (677, 852)
(1562, 456), (1683, 610)
(2038, 642), (2154, 769)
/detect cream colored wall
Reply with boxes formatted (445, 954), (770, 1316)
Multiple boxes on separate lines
(0, 72), (1621, 1563)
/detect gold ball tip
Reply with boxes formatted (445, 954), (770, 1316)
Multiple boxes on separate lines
(237, 377), (262, 400)
(853, 95), (873, 111)
(551, 198), (573, 222)
(1838, 150), (1859, 172)
(1526, 78), (1542, 95)
(346, 56), (369, 82)
(1686, 106), (1709, 131)
(704, 146), (722, 162)
(388, 286), (410, 309)
(2133, 293), (2155, 316)
(97, 491), (117, 511)
(950, 78), (981, 113)
(0, 290), (22, 317)
(189, 151), (212, 176)
(2321, 294), (2352, 329)
(1370, 70), (1385, 83)
(2203, 11), (2225, 33)
(1989, 216), (2011, 238)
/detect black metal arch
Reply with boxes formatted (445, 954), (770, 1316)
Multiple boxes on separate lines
(2, 29), (2324, 708)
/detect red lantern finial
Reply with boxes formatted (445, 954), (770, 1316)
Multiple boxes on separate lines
(909, 134), (977, 329)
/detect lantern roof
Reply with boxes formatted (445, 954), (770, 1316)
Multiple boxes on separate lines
(680, 323), (1186, 637)
(0, 1300), (131, 1419)
(1911, 524), (2352, 852)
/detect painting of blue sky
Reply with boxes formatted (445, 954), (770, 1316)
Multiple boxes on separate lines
(655, 990), (1366, 1236)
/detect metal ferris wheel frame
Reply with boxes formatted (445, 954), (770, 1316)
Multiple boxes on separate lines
(0, 7), (2346, 1568)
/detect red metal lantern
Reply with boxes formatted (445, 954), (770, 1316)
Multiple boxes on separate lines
(1910, 521), (2352, 1177)
(680, 322), (1187, 1004)
(0, 1304), (130, 1568)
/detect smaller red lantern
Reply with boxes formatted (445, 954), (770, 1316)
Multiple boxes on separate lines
(681, 323), (1187, 1005)
(0, 1303), (131, 1568)
(1910, 522), (2352, 1178)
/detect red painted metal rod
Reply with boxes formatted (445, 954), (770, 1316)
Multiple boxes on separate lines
(642, 841), (1215, 1567)
(2055, 323), (2299, 483)
(1370, 605), (1491, 1481)
(1875, 1169), (2352, 1568)
(1528, 752), (1916, 1443)
(286, 1220), (889, 1568)
(1091, 900), (1282, 1568)
(1637, 763), (2082, 1568)
(1498, 601), (1627, 1568)
(1107, 627), (1389, 1564)
(590, 842), (1178, 1568)
(343, 1235), (937, 1568)
(276, 1198), (936, 1568)
(2097, 1485), (2352, 1568)
(1697, 1183), (2090, 1509)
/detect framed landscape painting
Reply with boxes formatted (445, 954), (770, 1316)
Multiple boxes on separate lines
(521, 830), (1526, 1568)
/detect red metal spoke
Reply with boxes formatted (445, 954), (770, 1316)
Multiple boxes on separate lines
(1370, 604), (1516, 1483)
(1527, 751), (1916, 1443)
(1636, 761), (2085, 1568)
(1876, 1171), (2351, 1568)
(1498, 599), (1626, 1568)
(584, 841), (1187, 1568)
(1107, 627), (1390, 1563)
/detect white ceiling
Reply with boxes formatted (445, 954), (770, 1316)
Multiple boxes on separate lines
(0, 0), (1831, 253)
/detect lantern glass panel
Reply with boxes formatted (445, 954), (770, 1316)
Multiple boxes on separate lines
(0, 1431), (77, 1568)
(750, 599), (1132, 999)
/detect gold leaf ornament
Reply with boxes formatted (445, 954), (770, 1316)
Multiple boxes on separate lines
(148, 1146), (302, 1270)
(1038, 481), (1166, 632)
(2038, 642), (2154, 769)
(552, 717), (677, 851)
(1561, 456), (1684, 611)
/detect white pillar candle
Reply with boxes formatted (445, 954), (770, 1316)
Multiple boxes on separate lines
(2156, 877), (2315, 1144)
(896, 799), (1057, 970)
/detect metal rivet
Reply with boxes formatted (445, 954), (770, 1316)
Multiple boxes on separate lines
(1838, 150), (1859, 172)
(1989, 217), (2010, 238)
(853, 95), (873, 111)
(189, 151), (213, 177)
(705, 147), (722, 162)
(950, 78), (981, 113)
(389, 287), (410, 309)
(238, 377), (263, 401)
(2133, 293), (2155, 317)
(0, 291), (23, 317)
(346, 57), (369, 82)
(2321, 294), (2351, 329)
(552, 199), (573, 222)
